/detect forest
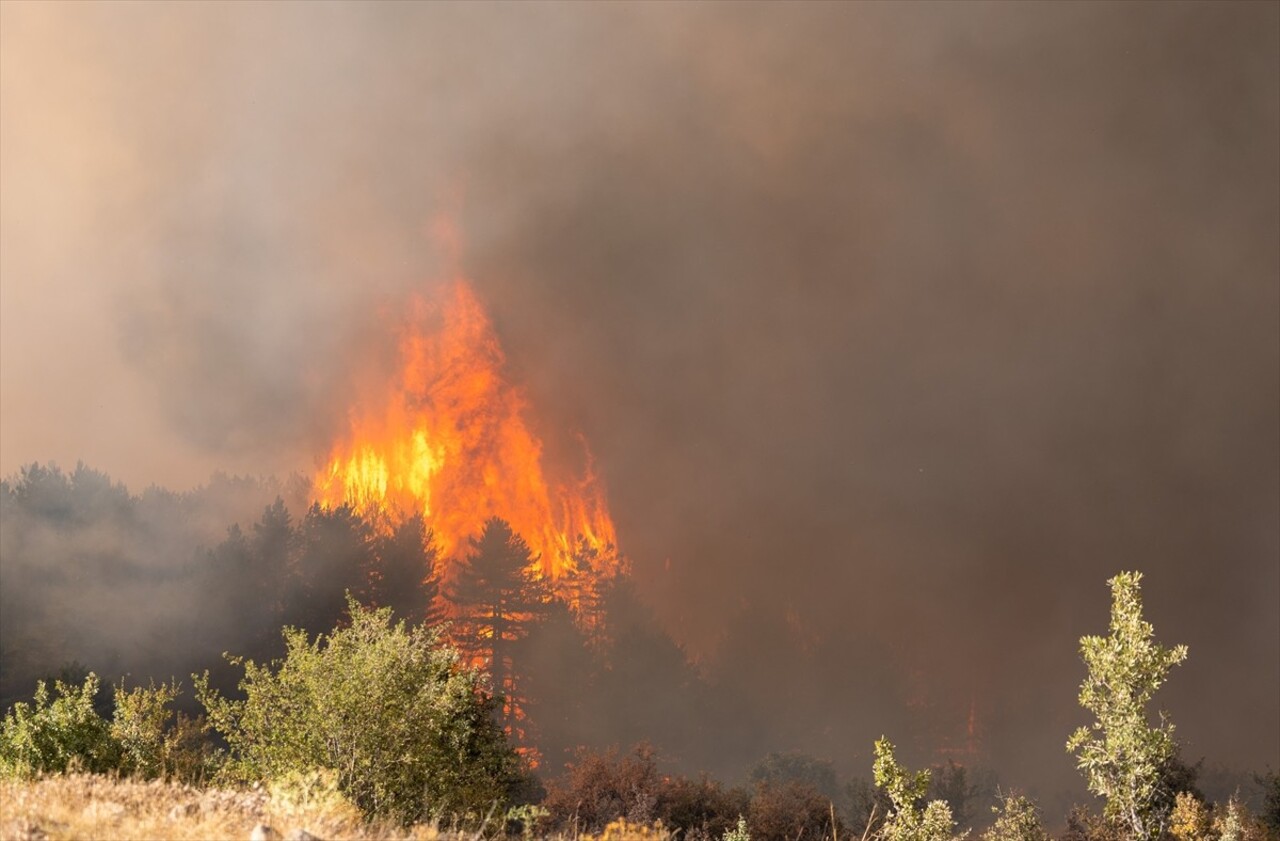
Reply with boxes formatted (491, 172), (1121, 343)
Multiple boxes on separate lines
(0, 462), (1276, 841)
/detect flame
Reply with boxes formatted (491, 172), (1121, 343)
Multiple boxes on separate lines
(312, 277), (619, 585)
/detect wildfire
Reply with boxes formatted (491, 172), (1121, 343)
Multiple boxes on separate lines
(312, 277), (619, 585)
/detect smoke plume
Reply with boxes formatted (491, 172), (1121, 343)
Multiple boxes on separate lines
(2, 2), (1276, 801)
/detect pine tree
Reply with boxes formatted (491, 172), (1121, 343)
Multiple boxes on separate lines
(374, 513), (444, 627)
(446, 518), (549, 725)
(287, 503), (376, 635)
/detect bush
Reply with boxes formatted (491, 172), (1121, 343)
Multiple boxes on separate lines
(746, 780), (840, 841)
(0, 673), (119, 777)
(543, 744), (748, 837)
(982, 793), (1048, 841)
(0, 671), (212, 783)
(112, 679), (216, 783)
(663, 773), (749, 840)
(196, 595), (521, 825)
(543, 743), (664, 831)
(1170, 791), (1213, 841)
(872, 737), (961, 841)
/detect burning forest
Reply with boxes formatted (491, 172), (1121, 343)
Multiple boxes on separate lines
(312, 276), (620, 589)
(2, 2), (1278, 840)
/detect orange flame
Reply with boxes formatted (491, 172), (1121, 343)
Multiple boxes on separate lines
(312, 277), (619, 584)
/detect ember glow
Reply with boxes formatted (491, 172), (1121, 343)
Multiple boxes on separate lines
(312, 277), (619, 584)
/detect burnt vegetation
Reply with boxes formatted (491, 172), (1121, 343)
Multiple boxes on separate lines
(2, 462), (1278, 840)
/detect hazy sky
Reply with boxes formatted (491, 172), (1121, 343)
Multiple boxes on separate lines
(2, 1), (1277, 792)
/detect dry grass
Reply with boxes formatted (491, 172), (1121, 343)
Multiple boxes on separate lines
(0, 775), (675, 841)
(0, 774), (452, 841)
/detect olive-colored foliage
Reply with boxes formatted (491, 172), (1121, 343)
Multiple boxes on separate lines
(110, 679), (178, 778)
(196, 595), (521, 825)
(872, 737), (960, 841)
(0, 673), (119, 777)
(110, 678), (215, 781)
(1067, 571), (1188, 841)
(1212, 797), (1275, 841)
(981, 794), (1048, 841)
(0, 671), (218, 783)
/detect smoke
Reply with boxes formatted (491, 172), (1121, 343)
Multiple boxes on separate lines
(2, 1), (1277, 799)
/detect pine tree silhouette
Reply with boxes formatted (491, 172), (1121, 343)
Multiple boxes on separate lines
(446, 518), (549, 729)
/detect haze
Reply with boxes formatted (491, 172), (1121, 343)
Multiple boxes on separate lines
(2, 1), (1277, 799)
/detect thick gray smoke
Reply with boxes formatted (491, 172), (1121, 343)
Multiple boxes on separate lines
(2, 2), (1276, 803)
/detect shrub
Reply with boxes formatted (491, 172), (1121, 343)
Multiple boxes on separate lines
(982, 793), (1048, 841)
(543, 745), (749, 837)
(543, 743), (664, 831)
(662, 773), (749, 840)
(0, 671), (212, 783)
(0, 673), (119, 777)
(1170, 791), (1213, 841)
(196, 594), (522, 825)
(746, 780), (840, 841)
(1213, 797), (1272, 841)
(109, 679), (180, 778)
(872, 737), (962, 841)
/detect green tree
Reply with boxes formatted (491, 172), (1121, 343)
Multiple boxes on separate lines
(197, 595), (520, 824)
(1067, 571), (1188, 841)
(873, 737), (960, 841)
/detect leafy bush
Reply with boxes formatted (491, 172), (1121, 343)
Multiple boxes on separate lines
(982, 793), (1048, 841)
(873, 737), (962, 841)
(0, 673), (119, 777)
(117, 679), (218, 783)
(1212, 797), (1273, 841)
(0, 671), (211, 783)
(196, 595), (521, 824)
(1170, 791), (1213, 841)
